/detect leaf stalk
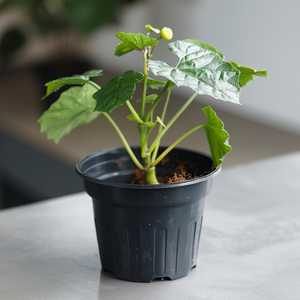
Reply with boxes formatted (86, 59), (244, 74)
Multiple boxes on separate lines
(140, 51), (148, 119)
(126, 101), (143, 123)
(144, 81), (170, 122)
(151, 124), (205, 167)
(151, 85), (173, 163)
(103, 112), (144, 170)
(148, 91), (198, 154)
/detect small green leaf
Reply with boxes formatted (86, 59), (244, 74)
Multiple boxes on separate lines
(127, 115), (154, 128)
(148, 40), (241, 104)
(183, 39), (224, 59)
(145, 24), (160, 34)
(127, 114), (138, 122)
(83, 70), (103, 77)
(127, 115), (155, 128)
(145, 121), (155, 128)
(155, 116), (166, 127)
(42, 70), (103, 99)
(114, 43), (134, 57)
(202, 106), (231, 167)
(136, 94), (158, 103)
(114, 32), (158, 57)
(147, 77), (166, 89)
(93, 70), (144, 113)
(229, 61), (268, 88)
(38, 84), (100, 143)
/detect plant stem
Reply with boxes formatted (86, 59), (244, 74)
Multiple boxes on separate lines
(140, 126), (154, 157)
(138, 124), (151, 165)
(151, 86), (173, 163)
(126, 101), (143, 123)
(148, 44), (157, 59)
(148, 91), (198, 154)
(103, 112), (144, 170)
(138, 123), (149, 156)
(144, 81), (170, 122)
(145, 167), (159, 184)
(151, 124), (205, 167)
(138, 124), (159, 184)
(140, 51), (148, 119)
(87, 80), (144, 169)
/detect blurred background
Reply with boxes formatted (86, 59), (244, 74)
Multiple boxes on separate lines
(1, 0), (299, 209)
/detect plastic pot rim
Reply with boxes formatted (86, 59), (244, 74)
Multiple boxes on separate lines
(75, 146), (221, 190)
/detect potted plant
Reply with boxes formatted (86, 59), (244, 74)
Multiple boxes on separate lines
(38, 25), (267, 282)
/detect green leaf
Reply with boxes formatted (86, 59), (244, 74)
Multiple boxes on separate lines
(42, 70), (103, 99)
(145, 121), (155, 128)
(136, 94), (158, 103)
(114, 43), (134, 57)
(38, 84), (100, 143)
(147, 77), (166, 89)
(127, 115), (155, 128)
(148, 40), (241, 104)
(93, 70), (144, 113)
(229, 61), (268, 88)
(202, 106), (231, 168)
(83, 69), (103, 77)
(127, 114), (138, 122)
(145, 24), (160, 34)
(183, 39), (224, 59)
(114, 32), (158, 57)
(42, 76), (89, 99)
(155, 116), (166, 128)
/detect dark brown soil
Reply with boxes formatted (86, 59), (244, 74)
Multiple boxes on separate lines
(130, 160), (211, 184)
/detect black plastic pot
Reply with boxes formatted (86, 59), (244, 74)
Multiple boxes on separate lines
(76, 147), (220, 282)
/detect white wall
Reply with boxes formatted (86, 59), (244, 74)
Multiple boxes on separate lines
(87, 0), (300, 136)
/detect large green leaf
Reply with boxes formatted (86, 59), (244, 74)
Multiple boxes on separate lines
(114, 32), (158, 57)
(148, 40), (241, 104)
(229, 61), (268, 88)
(202, 106), (231, 168)
(38, 84), (100, 143)
(42, 70), (103, 99)
(93, 70), (144, 113)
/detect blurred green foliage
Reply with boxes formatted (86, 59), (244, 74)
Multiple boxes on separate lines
(0, 0), (141, 59)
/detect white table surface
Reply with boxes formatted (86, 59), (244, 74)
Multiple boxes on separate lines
(1, 151), (300, 300)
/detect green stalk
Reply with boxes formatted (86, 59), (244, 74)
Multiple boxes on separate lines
(141, 122), (158, 158)
(126, 101), (143, 123)
(148, 44), (157, 59)
(144, 81), (170, 122)
(140, 51), (148, 119)
(87, 80), (144, 169)
(148, 91), (198, 154)
(151, 86), (173, 163)
(151, 124), (205, 167)
(87, 80), (101, 90)
(138, 124), (159, 184)
(103, 112), (144, 170)
(138, 123), (149, 157)
(145, 167), (159, 184)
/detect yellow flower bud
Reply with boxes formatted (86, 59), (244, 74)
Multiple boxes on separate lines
(161, 27), (173, 40)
